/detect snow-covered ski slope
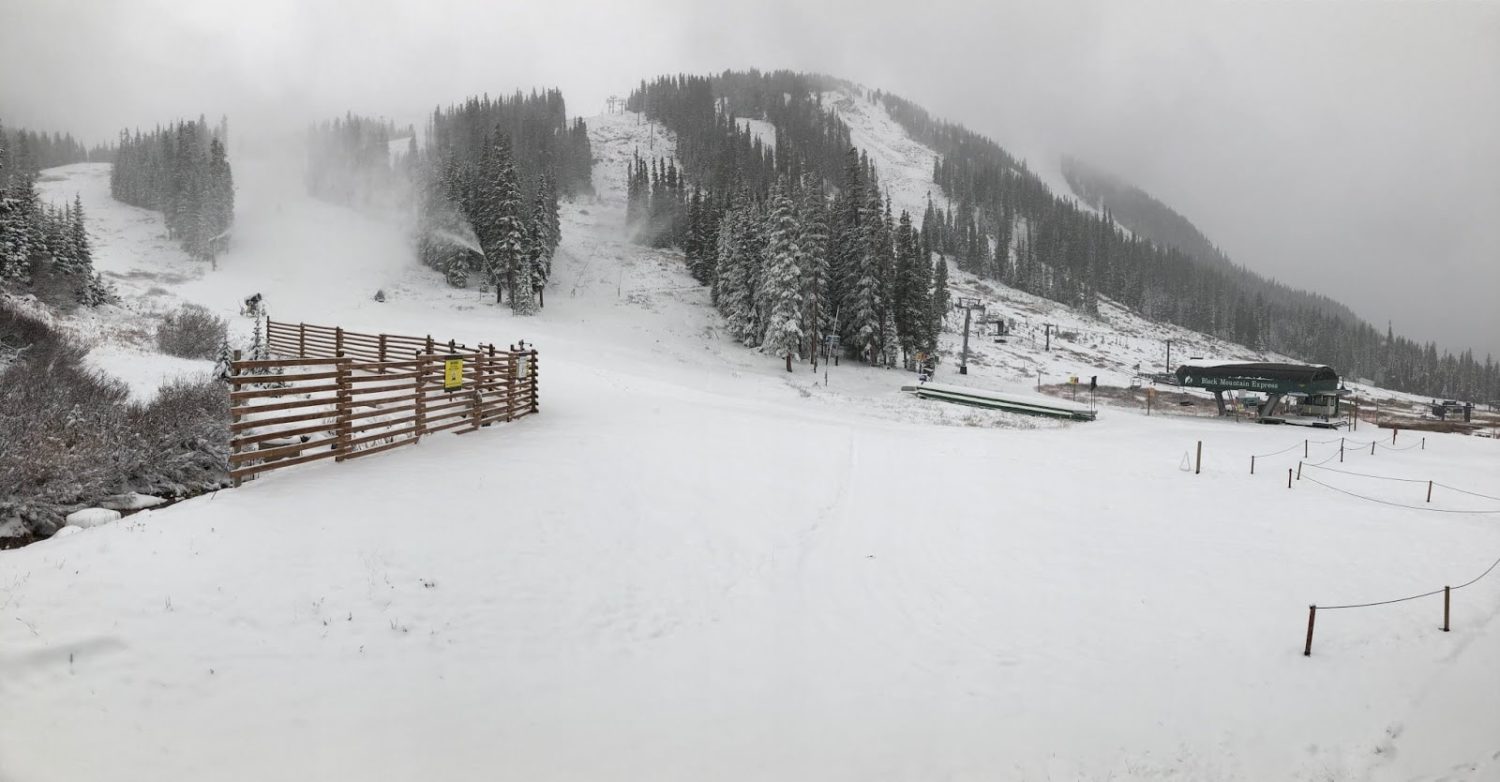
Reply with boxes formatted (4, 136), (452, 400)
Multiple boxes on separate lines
(4, 93), (1500, 781)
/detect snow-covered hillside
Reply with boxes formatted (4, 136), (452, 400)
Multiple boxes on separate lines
(3, 97), (1499, 781)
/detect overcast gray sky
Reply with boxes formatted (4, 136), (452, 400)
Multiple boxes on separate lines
(3, 0), (1496, 357)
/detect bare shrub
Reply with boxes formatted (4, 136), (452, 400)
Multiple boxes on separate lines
(156, 305), (227, 359)
(0, 301), (229, 542)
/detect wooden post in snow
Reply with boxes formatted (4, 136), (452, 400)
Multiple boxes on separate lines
(230, 349), (242, 488)
(1304, 606), (1317, 656)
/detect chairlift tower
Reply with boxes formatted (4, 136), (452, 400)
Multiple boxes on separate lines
(953, 297), (985, 375)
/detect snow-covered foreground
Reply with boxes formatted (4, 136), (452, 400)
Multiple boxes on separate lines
(5, 96), (1500, 780)
(4, 358), (1499, 780)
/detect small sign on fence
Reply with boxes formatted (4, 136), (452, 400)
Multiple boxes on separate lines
(516, 355), (529, 380)
(443, 355), (464, 392)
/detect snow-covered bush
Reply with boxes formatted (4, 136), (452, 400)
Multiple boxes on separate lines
(0, 301), (229, 543)
(156, 304), (227, 359)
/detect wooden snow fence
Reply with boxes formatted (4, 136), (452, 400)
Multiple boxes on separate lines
(228, 320), (539, 484)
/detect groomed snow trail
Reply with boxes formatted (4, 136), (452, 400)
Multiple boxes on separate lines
(4, 102), (1499, 781)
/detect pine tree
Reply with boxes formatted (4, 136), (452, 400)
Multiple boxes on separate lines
(929, 256), (950, 344)
(829, 147), (864, 346)
(527, 181), (555, 307)
(70, 194), (91, 271)
(860, 187), (894, 365)
(213, 337), (235, 381)
(798, 181), (830, 361)
(761, 184), (804, 371)
(683, 187), (705, 281)
(845, 183), (884, 364)
(892, 209), (930, 361)
(205, 137), (233, 265)
(475, 132), (529, 310)
(715, 194), (758, 343)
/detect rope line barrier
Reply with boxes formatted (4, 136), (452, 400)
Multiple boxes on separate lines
(1453, 555), (1500, 590)
(1304, 451), (1343, 467)
(1301, 463), (1430, 484)
(1433, 483), (1500, 503)
(1301, 475), (1500, 514)
(1250, 442), (1304, 459)
(1318, 555), (1500, 610)
(1319, 588), (1448, 611)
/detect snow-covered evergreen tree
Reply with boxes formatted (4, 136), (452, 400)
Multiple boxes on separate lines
(892, 209), (929, 362)
(527, 176), (558, 307)
(760, 185), (804, 371)
(798, 181), (830, 361)
(846, 182), (891, 364)
(715, 194), (760, 344)
(929, 255), (950, 342)
(69, 194), (90, 272)
(474, 132), (529, 310)
(213, 337), (234, 381)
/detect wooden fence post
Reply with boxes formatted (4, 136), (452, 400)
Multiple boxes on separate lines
(1304, 605), (1317, 656)
(1370, 441), (1376, 456)
(1442, 586), (1450, 632)
(379, 334), (387, 372)
(1392, 428), (1398, 445)
(1421, 437), (1425, 450)
(1195, 441), (1202, 475)
(1250, 455), (1255, 475)
(414, 354), (427, 441)
(1340, 438), (1345, 463)
(230, 349), (243, 487)
(478, 349), (492, 427)
(299, 322), (306, 357)
(1297, 461), (1302, 481)
(530, 349), (539, 413)
(488, 345), (507, 424)
(1288, 468), (1293, 489)
(334, 359), (351, 462)
(335, 327), (344, 357)
(471, 354), (483, 430)
(1304, 439), (1308, 458)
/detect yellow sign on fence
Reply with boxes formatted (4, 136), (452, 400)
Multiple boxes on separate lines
(443, 356), (464, 392)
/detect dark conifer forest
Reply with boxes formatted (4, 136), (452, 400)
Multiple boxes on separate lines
(623, 69), (1495, 399)
(0, 121), (115, 306)
(881, 92), (1497, 401)
(304, 91), (588, 314)
(627, 71), (945, 369)
(110, 116), (235, 267)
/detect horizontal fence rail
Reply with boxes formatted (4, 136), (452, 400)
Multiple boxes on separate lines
(229, 321), (539, 482)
